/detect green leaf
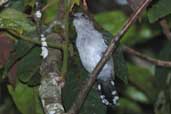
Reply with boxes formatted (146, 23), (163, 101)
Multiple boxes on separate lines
(10, 0), (25, 11)
(8, 82), (43, 114)
(17, 47), (42, 83)
(25, 0), (35, 7)
(125, 86), (148, 103)
(0, 8), (35, 34)
(95, 11), (136, 45)
(128, 64), (157, 102)
(63, 56), (106, 114)
(155, 42), (171, 114)
(117, 98), (143, 114)
(3, 40), (33, 79)
(27, 71), (41, 87)
(14, 40), (33, 58)
(113, 47), (128, 84)
(95, 11), (126, 36)
(43, 0), (60, 24)
(155, 42), (171, 90)
(10, 0), (35, 11)
(148, 0), (171, 23)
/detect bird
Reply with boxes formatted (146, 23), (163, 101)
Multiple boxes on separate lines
(73, 12), (119, 107)
(116, 0), (128, 5)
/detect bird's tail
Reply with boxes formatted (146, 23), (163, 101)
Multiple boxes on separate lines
(96, 79), (119, 106)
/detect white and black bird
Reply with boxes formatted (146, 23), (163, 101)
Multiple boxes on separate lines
(73, 12), (119, 106)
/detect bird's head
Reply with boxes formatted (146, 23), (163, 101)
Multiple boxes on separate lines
(73, 12), (92, 29)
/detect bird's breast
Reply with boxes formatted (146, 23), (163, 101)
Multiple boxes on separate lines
(77, 42), (102, 72)
(76, 31), (114, 81)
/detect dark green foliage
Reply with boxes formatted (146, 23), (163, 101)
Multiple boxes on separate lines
(0, 0), (171, 114)
(155, 42), (171, 114)
(3, 40), (33, 80)
(17, 47), (42, 84)
(148, 0), (171, 23)
(6, 40), (42, 87)
(0, 8), (35, 34)
(27, 71), (41, 86)
(0, 81), (22, 114)
(13, 40), (33, 59)
(116, 98), (143, 114)
(10, 0), (27, 11)
(8, 82), (43, 114)
(63, 56), (106, 114)
(43, 0), (59, 24)
(113, 47), (128, 84)
(128, 64), (157, 103)
(155, 42), (171, 89)
(95, 11), (126, 35)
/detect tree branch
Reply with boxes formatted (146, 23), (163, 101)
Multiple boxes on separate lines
(43, 0), (65, 35)
(61, 0), (69, 77)
(123, 46), (171, 67)
(39, 34), (65, 114)
(67, 0), (152, 114)
(81, 0), (88, 12)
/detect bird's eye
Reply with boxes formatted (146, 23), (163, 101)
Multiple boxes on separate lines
(81, 13), (85, 17)
(81, 13), (89, 19)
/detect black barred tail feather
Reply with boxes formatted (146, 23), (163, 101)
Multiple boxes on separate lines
(96, 79), (119, 106)
(73, 12), (119, 107)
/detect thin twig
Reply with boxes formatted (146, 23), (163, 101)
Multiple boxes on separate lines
(7, 30), (63, 49)
(67, 0), (152, 114)
(44, 20), (64, 35)
(82, 0), (88, 11)
(43, 0), (65, 35)
(61, 0), (69, 79)
(159, 19), (171, 41)
(41, 0), (55, 11)
(123, 46), (171, 67)
(35, 0), (42, 34)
